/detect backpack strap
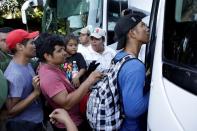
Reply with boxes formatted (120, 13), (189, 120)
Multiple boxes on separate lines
(115, 54), (139, 118)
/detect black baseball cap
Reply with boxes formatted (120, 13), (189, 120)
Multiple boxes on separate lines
(114, 12), (146, 50)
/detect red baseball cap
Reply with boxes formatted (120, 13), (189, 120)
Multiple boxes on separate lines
(6, 29), (39, 50)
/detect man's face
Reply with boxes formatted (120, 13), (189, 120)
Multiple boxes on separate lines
(0, 33), (9, 52)
(132, 21), (150, 44)
(22, 39), (37, 58)
(90, 37), (104, 53)
(48, 45), (67, 65)
(79, 33), (89, 45)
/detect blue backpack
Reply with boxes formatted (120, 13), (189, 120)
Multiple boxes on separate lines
(87, 54), (135, 130)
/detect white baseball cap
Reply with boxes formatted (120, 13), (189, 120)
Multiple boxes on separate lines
(79, 27), (90, 35)
(90, 27), (106, 39)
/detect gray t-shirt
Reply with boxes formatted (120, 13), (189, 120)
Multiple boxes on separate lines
(4, 60), (43, 123)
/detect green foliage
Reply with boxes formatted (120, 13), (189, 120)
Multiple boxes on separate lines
(0, 0), (21, 19)
(0, 0), (43, 21)
(26, 7), (43, 22)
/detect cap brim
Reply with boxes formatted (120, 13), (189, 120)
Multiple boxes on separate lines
(79, 31), (86, 34)
(90, 33), (102, 39)
(25, 31), (39, 39)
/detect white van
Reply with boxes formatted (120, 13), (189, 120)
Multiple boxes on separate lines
(147, 0), (197, 130)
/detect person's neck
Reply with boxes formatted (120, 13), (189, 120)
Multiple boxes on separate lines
(67, 53), (73, 58)
(82, 42), (90, 47)
(124, 39), (142, 57)
(97, 48), (105, 54)
(13, 53), (30, 65)
(92, 44), (105, 54)
(46, 62), (61, 68)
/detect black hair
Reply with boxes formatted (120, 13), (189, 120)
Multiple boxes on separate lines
(101, 36), (105, 42)
(64, 33), (79, 48)
(37, 34), (65, 62)
(34, 32), (51, 58)
(0, 27), (13, 33)
(116, 35), (126, 50)
(10, 48), (17, 54)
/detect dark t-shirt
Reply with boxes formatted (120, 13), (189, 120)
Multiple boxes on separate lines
(64, 53), (87, 82)
(66, 53), (87, 70)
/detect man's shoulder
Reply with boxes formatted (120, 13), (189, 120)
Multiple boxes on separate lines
(115, 52), (144, 69)
(120, 58), (145, 76)
(0, 50), (12, 60)
(105, 46), (116, 54)
(0, 50), (5, 59)
(4, 60), (17, 73)
(78, 44), (90, 52)
(39, 64), (58, 76)
(4, 67), (23, 83)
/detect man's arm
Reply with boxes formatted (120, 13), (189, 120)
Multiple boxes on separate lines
(52, 71), (102, 110)
(72, 68), (86, 87)
(6, 75), (40, 117)
(119, 61), (149, 118)
(6, 91), (40, 117)
(76, 68), (86, 79)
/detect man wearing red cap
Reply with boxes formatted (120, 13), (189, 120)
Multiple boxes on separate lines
(4, 29), (43, 131)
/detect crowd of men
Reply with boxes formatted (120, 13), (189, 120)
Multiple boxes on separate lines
(0, 11), (150, 131)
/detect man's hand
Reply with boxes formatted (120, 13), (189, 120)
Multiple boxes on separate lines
(86, 71), (104, 87)
(49, 108), (78, 131)
(32, 75), (41, 96)
(72, 77), (80, 88)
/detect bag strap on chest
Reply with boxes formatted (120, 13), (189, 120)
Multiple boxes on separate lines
(112, 54), (138, 117)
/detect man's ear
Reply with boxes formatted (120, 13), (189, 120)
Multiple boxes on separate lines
(44, 53), (51, 61)
(16, 43), (23, 51)
(128, 29), (136, 39)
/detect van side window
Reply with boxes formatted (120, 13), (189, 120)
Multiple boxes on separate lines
(162, 0), (197, 95)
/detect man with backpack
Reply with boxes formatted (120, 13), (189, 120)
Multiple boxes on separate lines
(87, 12), (150, 131)
(114, 12), (150, 131)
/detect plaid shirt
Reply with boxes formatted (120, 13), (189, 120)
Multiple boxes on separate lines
(87, 55), (135, 131)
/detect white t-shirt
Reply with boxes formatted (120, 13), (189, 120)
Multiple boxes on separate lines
(86, 45), (116, 72)
(78, 44), (91, 62)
